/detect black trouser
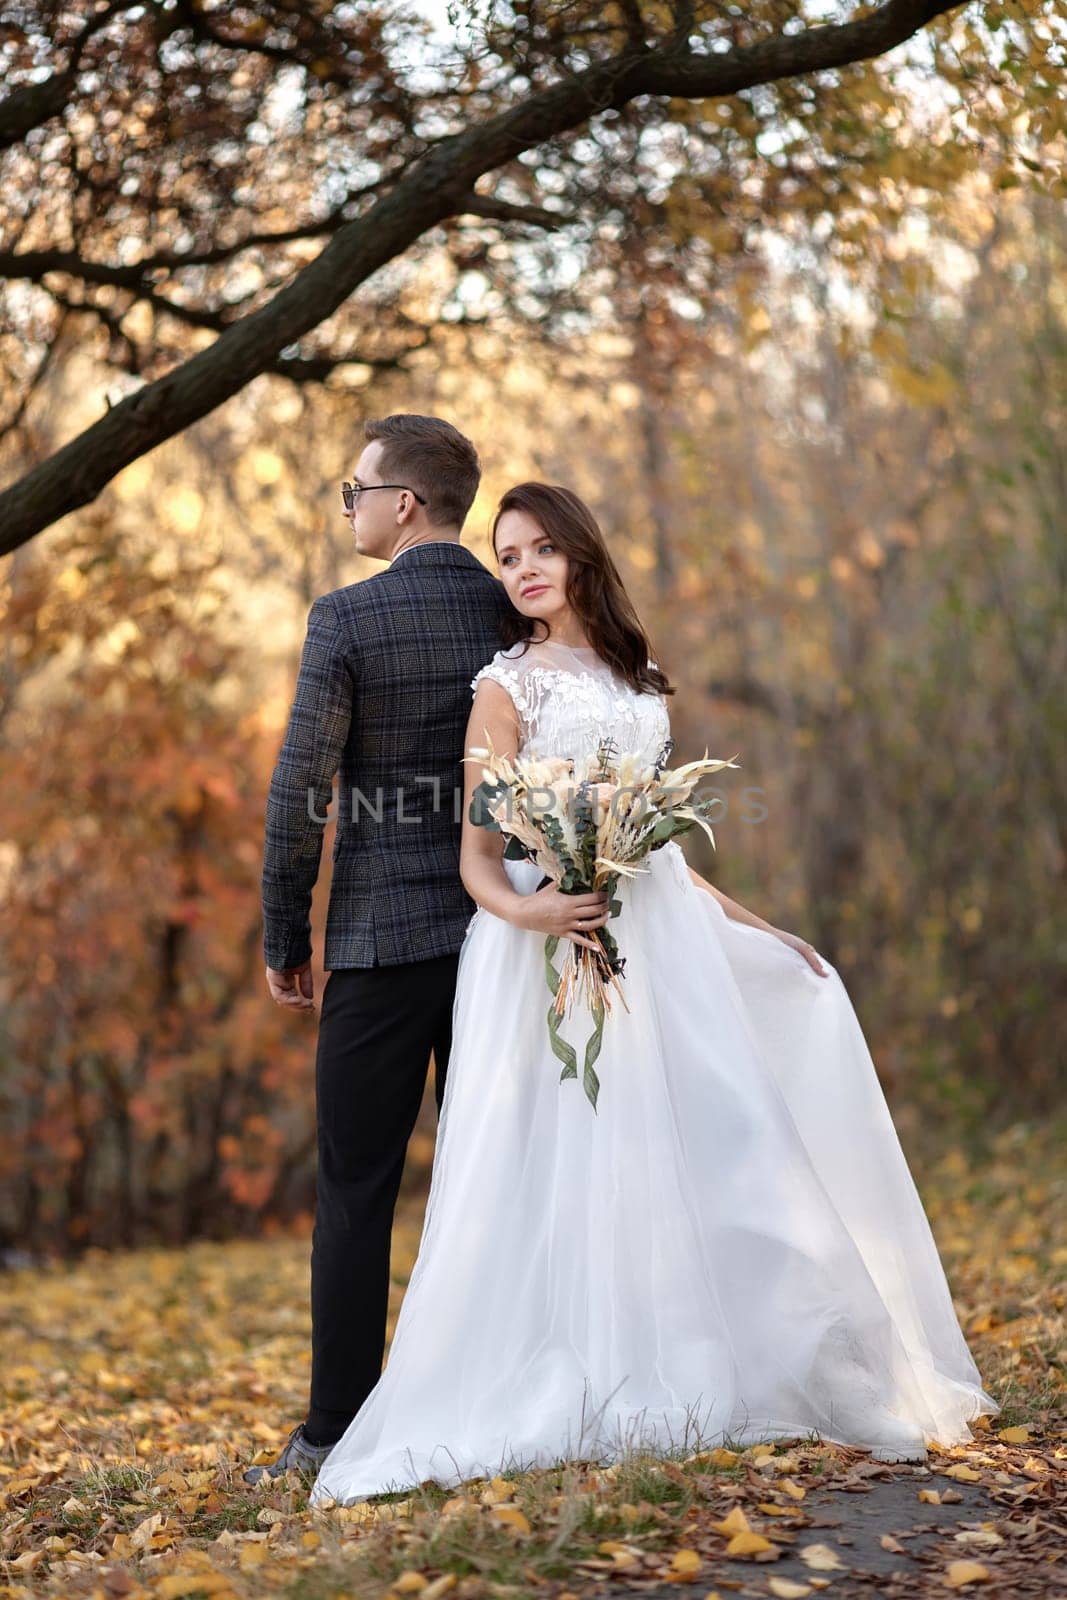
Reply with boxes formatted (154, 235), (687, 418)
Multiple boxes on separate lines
(305, 952), (460, 1445)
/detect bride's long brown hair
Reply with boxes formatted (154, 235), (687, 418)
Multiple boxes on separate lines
(490, 483), (674, 699)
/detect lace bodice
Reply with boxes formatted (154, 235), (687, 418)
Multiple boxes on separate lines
(470, 639), (670, 766)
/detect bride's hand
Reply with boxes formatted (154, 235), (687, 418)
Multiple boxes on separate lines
(515, 885), (611, 952)
(771, 928), (829, 976)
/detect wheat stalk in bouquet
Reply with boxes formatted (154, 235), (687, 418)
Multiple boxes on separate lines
(464, 734), (740, 1110)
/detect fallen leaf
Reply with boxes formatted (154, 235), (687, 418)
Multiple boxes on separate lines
(480, 1476), (516, 1505)
(420, 1578), (458, 1600)
(799, 1543), (845, 1572)
(154, 1576), (234, 1599)
(129, 1512), (163, 1549)
(490, 1505), (531, 1535)
(711, 1506), (751, 1536)
(944, 1559), (991, 1587)
(725, 1531), (774, 1556)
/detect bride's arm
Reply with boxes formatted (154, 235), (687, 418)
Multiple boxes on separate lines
(459, 680), (529, 922)
(687, 865), (829, 976)
(459, 680), (610, 949)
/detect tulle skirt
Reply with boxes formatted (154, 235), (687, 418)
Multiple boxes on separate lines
(309, 842), (997, 1506)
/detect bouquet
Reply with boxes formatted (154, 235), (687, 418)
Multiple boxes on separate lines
(465, 735), (740, 1110)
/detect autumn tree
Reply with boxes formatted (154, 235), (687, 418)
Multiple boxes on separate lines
(2, 0), (1064, 553)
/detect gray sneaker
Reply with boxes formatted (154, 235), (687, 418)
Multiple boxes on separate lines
(242, 1422), (334, 1486)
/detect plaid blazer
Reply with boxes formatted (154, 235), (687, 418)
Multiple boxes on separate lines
(262, 543), (513, 970)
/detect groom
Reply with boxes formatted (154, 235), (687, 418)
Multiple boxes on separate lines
(246, 414), (512, 1483)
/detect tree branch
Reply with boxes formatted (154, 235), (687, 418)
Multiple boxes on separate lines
(0, 0), (965, 555)
(0, 0), (144, 148)
(456, 193), (581, 229)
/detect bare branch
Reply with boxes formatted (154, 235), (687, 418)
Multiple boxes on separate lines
(0, 0), (144, 148)
(456, 192), (581, 229)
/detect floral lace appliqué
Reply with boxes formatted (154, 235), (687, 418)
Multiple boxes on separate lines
(471, 657), (670, 769)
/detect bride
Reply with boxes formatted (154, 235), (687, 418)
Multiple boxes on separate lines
(309, 482), (997, 1507)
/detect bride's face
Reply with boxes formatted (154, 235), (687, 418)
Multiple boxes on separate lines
(493, 509), (571, 624)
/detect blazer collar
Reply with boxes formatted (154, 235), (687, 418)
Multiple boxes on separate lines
(389, 542), (491, 573)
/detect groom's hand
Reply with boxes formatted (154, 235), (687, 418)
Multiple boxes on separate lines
(266, 960), (316, 1010)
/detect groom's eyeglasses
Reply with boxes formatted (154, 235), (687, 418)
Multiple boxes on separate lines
(341, 479), (428, 510)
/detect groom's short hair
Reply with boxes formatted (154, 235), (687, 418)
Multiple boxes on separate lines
(363, 414), (481, 530)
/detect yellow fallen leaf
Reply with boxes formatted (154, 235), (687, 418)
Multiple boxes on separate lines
(725, 1531), (774, 1556)
(954, 1529), (1004, 1549)
(420, 1578), (458, 1600)
(778, 1477), (806, 1500)
(668, 1549), (702, 1575)
(919, 1489), (942, 1504)
(768, 1580), (813, 1599)
(944, 1560), (991, 1587)
(155, 1577), (234, 1599)
(711, 1505), (750, 1536)
(995, 1426), (1030, 1444)
(757, 1502), (793, 1516)
(943, 1464), (982, 1482)
(880, 1534), (905, 1553)
(390, 1575), (429, 1594)
(705, 1448), (740, 1467)
(238, 1542), (269, 1570)
(597, 1541), (642, 1567)
(481, 1476), (516, 1505)
(490, 1505), (531, 1535)
(799, 1543), (845, 1571)
(130, 1511), (164, 1549)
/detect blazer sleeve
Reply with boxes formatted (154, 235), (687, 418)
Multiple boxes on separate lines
(261, 594), (354, 970)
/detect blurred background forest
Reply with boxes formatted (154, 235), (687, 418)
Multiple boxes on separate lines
(1, 1), (1064, 1258)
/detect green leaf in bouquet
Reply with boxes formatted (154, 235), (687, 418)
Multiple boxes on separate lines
(541, 812), (581, 878)
(544, 936), (578, 1082)
(582, 989), (606, 1112)
(468, 778), (508, 830)
(575, 783), (598, 880)
(595, 923), (626, 979)
(502, 834), (532, 861)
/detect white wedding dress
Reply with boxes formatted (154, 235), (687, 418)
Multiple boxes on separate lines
(309, 639), (997, 1507)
